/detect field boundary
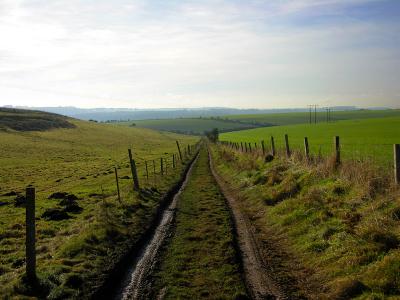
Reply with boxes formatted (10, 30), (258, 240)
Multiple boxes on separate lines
(220, 136), (400, 185)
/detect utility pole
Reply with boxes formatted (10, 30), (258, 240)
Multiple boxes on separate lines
(308, 105), (313, 124)
(314, 105), (317, 124)
(325, 107), (329, 123)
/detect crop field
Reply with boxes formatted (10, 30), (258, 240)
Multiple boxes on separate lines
(220, 117), (400, 166)
(119, 118), (258, 135)
(223, 109), (400, 126)
(0, 111), (198, 297)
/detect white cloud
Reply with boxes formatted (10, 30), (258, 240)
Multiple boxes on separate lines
(0, 0), (399, 108)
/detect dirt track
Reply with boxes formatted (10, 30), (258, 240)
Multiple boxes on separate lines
(209, 149), (305, 300)
(208, 151), (285, 299)
(113, 154), (199, 300)
(113, 146), (305, 299)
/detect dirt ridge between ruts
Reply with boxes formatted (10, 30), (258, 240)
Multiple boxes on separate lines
(208, 146), (302, 300)
(92, 150), (200, 300)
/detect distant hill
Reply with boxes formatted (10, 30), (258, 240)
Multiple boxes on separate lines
(121, 117), (264, 135)
(0, 107), (75, 131)
(223, 109), (400, 126)
(3, 106), (361, 121)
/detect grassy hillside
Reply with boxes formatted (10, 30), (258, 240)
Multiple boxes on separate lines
(223, 109), (400, 126)
(220, 117), (400, 166)
(211, 143), (400, 299)
(0, 112), (198, 298)
(120, 118), (259, 135)
(0, 108), (75, 131)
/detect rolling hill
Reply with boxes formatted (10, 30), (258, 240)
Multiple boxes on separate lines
(0, 108), (199, 298)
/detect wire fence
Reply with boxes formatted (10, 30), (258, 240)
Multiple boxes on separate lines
(220, 136), (399, 184)
(0, 140), (201, 212)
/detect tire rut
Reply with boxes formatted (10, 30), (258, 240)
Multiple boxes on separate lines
(112, 153), (200, 300)
(208, 149), (293, 300)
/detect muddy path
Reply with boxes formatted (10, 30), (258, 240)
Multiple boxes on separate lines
(93, 152), (199, 300)
(147, 147), (248, 299)
(114, 153), (199, 300)
(208, 149), (305, 300)
(103, 145), (305, 300)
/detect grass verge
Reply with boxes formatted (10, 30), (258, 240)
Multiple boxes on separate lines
(210, 143), (400, 299)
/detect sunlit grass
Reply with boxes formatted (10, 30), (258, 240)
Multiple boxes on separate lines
(0, 118), (199, 298)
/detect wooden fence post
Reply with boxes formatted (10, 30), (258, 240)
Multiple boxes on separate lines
(248, 143), (252, 152)
(160, 157), (164, 175)
(394, 144), (400, 184)
(187, 145), (191, 155)
(271, 136), (276, 156)
(245, 143), (248, 152)
(261, 140), (265, 155)
(114, 167), (121, 203)
(145, 161), (149, 180)
(172, 154), (176, 169)
(26, 187), (36, 282)
(176, 141), (183, 163)
(240, 142), (244, 152)
(284, 134), (290, 158)
(304, 137), (310, 161)
(128, 149), (140, 190)
(334, 136), (340, 166)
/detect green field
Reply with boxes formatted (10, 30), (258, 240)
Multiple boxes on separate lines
(120, 118), (259, 135)
(0, 110), (198, 298)
(220, 117), (400, 166)
(223, 109), (400, 126)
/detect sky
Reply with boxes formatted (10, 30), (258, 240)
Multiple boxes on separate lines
(0, 0), (399, 109)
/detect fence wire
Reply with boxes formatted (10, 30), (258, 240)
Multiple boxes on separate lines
(221, 138), (397, 171)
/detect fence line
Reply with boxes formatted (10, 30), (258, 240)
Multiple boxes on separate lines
(12, 140), (202, 283)
(220, 136), (399, 185)
(10, 141), (201, 197)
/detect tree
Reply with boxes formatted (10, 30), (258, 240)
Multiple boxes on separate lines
(205, 128), (219, 143)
